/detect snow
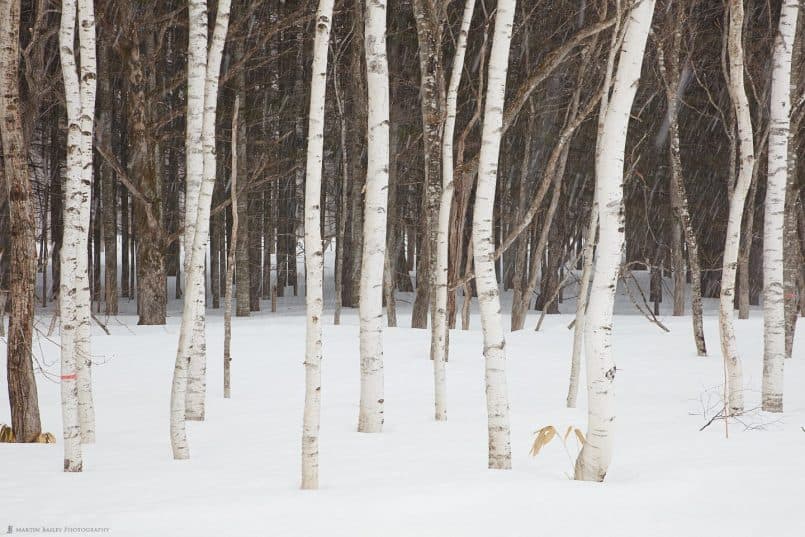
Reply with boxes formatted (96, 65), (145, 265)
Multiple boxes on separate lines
(1, 272), (803, 537)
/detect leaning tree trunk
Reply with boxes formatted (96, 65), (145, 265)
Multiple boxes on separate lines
(0, 0), (41, 445)
(567, 205), (597, 409)
(184, 0), (231, 423)
(358, 0), (389, 434)
(171, 0), (231, 458)
(473, 0), (517, 471)
(719, 0), (754, 417)
(657, 19), (707, 356)
(762, 0), (799, 413)
(301, 0), (334, 490)
(575, 0), (655, 483)
(182, 0), (209, 419)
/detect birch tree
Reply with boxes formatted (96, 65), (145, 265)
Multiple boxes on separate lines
(171, 0), (231, 459)
(431, 0), (476, 422)
(473, 0), (516, 470)
(358, 0), (389, 434)
(719, 0), (754, 417)
(224, 97), (240, 400)
(58, 0), (82, 468)
(185, 0), (232, 421)
(301, 0), (335, 490)
(762, 0), (799, 413)
(0, 0), (42, 444)
(656, 6), (707, 357)
(575, 0), (655, 482)
(59, 0), (97, 450)
(183, 0), (209, 420)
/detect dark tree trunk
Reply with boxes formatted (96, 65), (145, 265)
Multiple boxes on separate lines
(0, 0), (41, 441)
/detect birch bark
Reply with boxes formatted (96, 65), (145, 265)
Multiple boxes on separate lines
(171, 0), (231, 458)
(762, 0), (799, 413)
(473, 0), (517, 470)
(575, 0), (655, 482)
(185, 0), (231, 421)
(183, 0), (209, 419)
(224, 98), (240, 399)
(358, 0), (390, 434)
(432, 0), (475, 422)
(58, 0), (83, 469)
(301, 0), (334, 489)
(720, 0), (754, 416)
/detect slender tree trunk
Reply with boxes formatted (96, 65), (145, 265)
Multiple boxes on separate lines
(58, 0), (82, 468)
(737, 175), (758, 319)
(332, 55), (349, 325)
(235, 53), (251, 317)
(0, 0), (41, 445)
(473, 0), (517, 470)
(358, 0), (389, 434)
(171, 0), (231, 458)
(567, 205), (597, 409)
(60, 0), (97, 447)
(575, 0), (654, 482)
(719, 0), (754, 416)
(657, 33), (707, 355)
(224, 97), (240, 400)
(301, 0), (333, 489)
(430, 0), (475, 422)
(762, 0), (798, 413)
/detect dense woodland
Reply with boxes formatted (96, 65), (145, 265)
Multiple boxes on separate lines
(0, 0), (803, 488)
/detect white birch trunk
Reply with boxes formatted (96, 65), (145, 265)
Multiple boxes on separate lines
(574, 0), (655, 482)
(75, 0), (97, 446)
(567, 205), (597, 408)
(186, 0), (231, 420)
(59, 0), (96, 453)
(58, 0), (83, 471)
(432, 0), (475, 422)
(720, 0), (754, 416)
(472, 0), (516, 470)
(183, 0), (209, 420)
(224, 97), (239, 400)
(358, 0), (389, 434)
(762, 0), (799, 413)
(301, 0), (334, 490)
(171, 0), (231, 458)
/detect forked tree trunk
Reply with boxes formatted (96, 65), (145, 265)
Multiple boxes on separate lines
(358, 0), (389, 434)
(575, 0), (655, 482)
(171, 0), (231, 458)
(473, 0), (517, 470)
(58, 0), (83, 468)
(184, 0), (231, 422)
(301, 0), (334, 489)
(0, 0), (42, 445)
(762, 0), (799, 413)
(59, 0), (97, 450)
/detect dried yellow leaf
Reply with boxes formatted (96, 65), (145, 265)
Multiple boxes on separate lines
(529, 425), (557, 457)
(0, 424), (15, 443)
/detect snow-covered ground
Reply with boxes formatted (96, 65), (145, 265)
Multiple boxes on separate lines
(1, 271), (803, 536)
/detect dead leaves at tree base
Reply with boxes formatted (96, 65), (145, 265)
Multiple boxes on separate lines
(0, 424), (56, 444)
